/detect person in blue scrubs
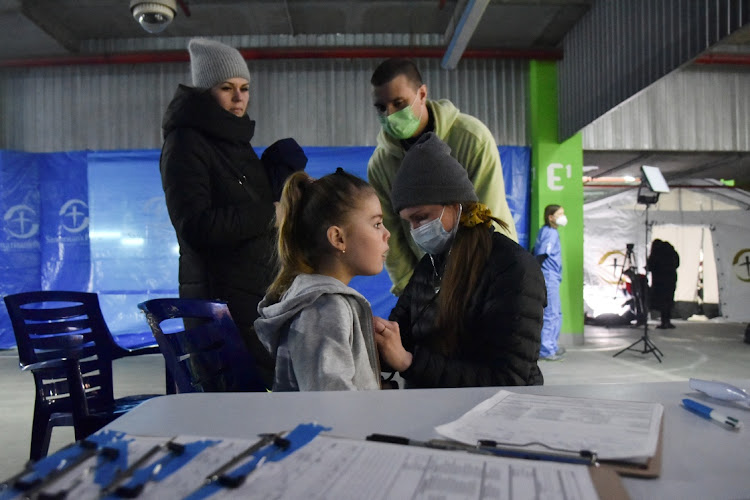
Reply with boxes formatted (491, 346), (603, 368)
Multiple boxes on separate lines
(533, 205), (567, 360)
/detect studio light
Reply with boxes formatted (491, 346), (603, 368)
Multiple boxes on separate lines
(637, 165), (669, 206)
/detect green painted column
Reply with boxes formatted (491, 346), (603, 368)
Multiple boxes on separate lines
(528, 60), (584, 341)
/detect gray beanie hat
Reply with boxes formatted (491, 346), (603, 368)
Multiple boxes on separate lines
(390, 132), (478, 213)
(188, 38), (251, 89)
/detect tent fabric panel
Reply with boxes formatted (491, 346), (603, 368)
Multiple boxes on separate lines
(0, 146), (532, 349)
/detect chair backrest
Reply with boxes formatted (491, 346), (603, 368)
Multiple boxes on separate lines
(3, 291), (119, 415)
(137, 298), (267, 393)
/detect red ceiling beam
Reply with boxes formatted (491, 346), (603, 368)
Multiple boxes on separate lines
(176, 0), (191, 17)
(694, 53), (750, 65)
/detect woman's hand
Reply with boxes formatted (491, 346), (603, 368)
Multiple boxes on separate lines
(373, 316), (413, 372)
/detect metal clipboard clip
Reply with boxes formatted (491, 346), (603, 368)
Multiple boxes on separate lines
(367, 433), (598, 467)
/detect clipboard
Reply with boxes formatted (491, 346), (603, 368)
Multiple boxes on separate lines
(589, 466), (630, 500)
(366, 433), (630, 500)
(433, 389), (664, 481)
(599, 415), (664, 478)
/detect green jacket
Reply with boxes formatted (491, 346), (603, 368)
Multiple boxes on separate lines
(367, 98), (518, 295)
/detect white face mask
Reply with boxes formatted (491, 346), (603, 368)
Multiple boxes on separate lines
(410, 205), (461, 255)
(555, 214), (568, 227)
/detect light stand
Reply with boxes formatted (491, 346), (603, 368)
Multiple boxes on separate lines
(612, 243), (635, 300)
(613, 243), (648, 324)
(613, 166), (669, 363)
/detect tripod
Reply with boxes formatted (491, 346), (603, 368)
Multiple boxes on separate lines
(613, 244), (636, 300)
(613, 204), (664, 362)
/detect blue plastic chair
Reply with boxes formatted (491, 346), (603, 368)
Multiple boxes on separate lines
(138, 298), (268, 393)
(3, 290), (163, 461)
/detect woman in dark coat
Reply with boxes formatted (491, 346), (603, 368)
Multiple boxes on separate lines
(373, 133), (545, 388)
(648, 239), (680, 329)
(160, 38), (276, 386)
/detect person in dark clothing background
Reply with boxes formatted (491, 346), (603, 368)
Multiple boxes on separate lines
(160, 38), (276, 387)
(373, 132), (545, 388)
(648, 239), (680, 329)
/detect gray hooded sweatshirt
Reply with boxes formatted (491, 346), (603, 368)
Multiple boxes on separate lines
(255, 274), (380, 391)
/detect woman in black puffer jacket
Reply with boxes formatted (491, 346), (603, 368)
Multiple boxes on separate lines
(374, 132), (545, 388)
(160, 39), (276, 387)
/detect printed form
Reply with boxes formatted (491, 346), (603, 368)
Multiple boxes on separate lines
(225, 435), (601, 500)
(436, 390), (663, 462)
(13, 431), (612, 499)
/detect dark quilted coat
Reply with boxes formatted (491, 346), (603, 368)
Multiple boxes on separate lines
(160, 84), (276, 380)
(390, 230), (545, 388)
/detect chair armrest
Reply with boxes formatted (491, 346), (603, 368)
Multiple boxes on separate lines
(109, 332), (160, 360)
(113, 344), (161, 358)
(21, 357), (77, 372)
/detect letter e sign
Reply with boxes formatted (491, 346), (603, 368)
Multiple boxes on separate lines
(547, 163), (571, 191)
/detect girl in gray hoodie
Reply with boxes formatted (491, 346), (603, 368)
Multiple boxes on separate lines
(254, 169), (390, 391)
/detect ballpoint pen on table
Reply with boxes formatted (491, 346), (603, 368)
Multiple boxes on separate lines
(216, 435), (291, 488)
(366, 433), (598, 466)
(37, 465), (93, 500)
(682, 398), (743, 430)
(181, 432), (286, 498)
(11, 439), (99, 493)
(99, 442), (168, 497)
(113, 441), (186, 498)
(35, 446), (121, 500)
(689, 378), (750, 408)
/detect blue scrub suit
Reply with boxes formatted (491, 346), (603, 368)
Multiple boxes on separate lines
(533, 225), (562, 358)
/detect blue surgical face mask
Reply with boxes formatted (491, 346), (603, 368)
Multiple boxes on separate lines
(410, 205), (461, 255)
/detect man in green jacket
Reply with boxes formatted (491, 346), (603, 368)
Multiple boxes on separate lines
(367, 58), (518, 295)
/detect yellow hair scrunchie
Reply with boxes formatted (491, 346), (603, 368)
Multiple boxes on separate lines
(460, 203), (494, 228)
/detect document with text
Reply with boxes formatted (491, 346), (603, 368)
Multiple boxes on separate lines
(231, 435), (607, 500)
(435, 390), (663, 462)
(2, 429), (626, 499)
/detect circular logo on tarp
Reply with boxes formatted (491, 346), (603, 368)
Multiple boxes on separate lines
(733, 249), (750, 282)
(598, 250), (628, 285)
(59, 199), (89, 233)
(3, 204), (39, 239)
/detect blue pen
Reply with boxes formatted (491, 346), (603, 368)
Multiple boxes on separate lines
(682, 398), (743, 430)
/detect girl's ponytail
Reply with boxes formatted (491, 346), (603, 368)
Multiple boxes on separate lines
(267, 171), (314, 301)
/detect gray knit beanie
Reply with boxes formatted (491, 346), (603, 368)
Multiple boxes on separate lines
(390, 132), (478, 213)
(188, 38), (251, 89)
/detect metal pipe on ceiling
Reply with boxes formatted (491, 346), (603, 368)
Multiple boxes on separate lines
(176, 0), (191, 17)
(0, 46), (562, 69)
(694, 53), (750, 65)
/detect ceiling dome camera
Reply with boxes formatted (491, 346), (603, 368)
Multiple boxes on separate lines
(130, 0), (177, 34)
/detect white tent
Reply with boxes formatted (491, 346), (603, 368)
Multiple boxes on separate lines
(584, 180), (750, 322)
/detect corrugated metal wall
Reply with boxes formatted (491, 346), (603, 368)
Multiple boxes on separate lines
(0, 53), (528, 151)
(560, 0), (750, 141)
(583, 65), (750, 151)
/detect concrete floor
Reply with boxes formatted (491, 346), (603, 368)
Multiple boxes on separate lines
(1, 319), (748, 476)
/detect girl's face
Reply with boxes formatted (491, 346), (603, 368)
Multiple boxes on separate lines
(209, 77), (250, 117)
(338, 193), (390, 281)
(550, 207), (565, 227)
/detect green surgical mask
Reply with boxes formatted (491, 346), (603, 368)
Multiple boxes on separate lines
(378, 95), (422, 140)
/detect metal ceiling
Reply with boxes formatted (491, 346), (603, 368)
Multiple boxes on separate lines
(0, 0), (590, 60)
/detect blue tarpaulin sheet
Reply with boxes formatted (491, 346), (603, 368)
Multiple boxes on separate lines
(0, 146), (529, 349)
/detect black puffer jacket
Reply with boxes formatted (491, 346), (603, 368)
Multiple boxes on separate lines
(390, 230), (545, 388)
(160, 85), (276, 377)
